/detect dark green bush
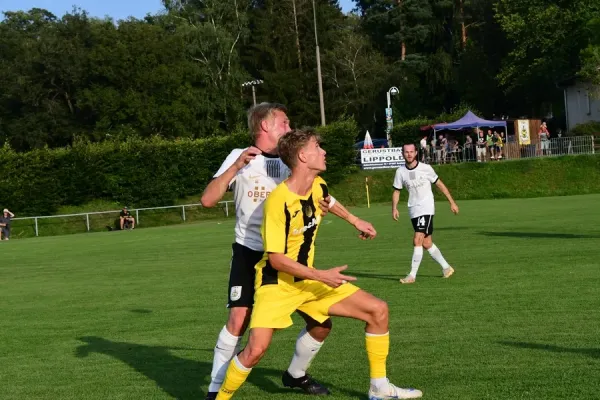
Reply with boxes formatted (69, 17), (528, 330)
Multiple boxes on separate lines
(0, 118), (356, 216)
(570, 121), (600, 136)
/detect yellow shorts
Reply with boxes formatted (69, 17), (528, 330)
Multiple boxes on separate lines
(249, 280), (360, 329)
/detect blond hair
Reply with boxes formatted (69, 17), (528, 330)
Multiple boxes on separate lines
(247, 102), (288, 139)
(278, 128), (321, 169)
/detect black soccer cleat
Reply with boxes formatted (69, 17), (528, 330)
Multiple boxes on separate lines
(282, 371), (331, 395)
(204, 392), (217, 400)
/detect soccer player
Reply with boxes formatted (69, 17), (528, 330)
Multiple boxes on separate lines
(392, 143), (459, 284)
(201, 103), (367, 399)
(216, 129), (422, 400)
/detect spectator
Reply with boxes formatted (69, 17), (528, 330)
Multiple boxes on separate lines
(120, 207), (135, 230)
(494, 131), (504, 160)
(0, 208), (14, 240)
(486, 129), (495, 160)
(420, 135), (428, 162)
(464, 134), (473, 161)
(539, 122), (551, 155)
(476, 130), (487, 162)
(439, 134), (448, 163)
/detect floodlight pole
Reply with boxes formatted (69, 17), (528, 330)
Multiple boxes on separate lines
(386, 87), (399, 147)
(242, 79), (264, 106)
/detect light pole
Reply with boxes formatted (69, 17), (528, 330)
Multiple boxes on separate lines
(312, 0), (326, 126)
(242, 79), (264, 106)
(386, 86), (399, 147)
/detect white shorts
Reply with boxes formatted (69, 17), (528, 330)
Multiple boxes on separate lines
(476, 147), (486, 157)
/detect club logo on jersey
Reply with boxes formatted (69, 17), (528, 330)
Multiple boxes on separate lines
(230, 286), (242, 301)
(303, 203), (314, 218)
(292, 216), (321, 235)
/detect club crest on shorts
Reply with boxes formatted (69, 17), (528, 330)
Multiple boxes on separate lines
(230, 286), (242, 301)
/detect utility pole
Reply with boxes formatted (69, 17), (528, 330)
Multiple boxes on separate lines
(312, 0), (326, 126)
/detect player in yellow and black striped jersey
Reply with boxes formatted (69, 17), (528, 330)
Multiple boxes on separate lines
(216, 129), (423, 400)
(254, 175), (329, 289)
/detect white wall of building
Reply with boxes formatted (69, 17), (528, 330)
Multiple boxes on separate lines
(564, 82), (600, 131)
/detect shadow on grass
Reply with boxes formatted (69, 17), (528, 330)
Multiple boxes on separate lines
(479, 231), (600, 239)
(498, 341), (600, 359)
(129, 309), (152, 314)
(75, 336), (365, 399)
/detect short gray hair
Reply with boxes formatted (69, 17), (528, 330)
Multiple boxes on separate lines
(247, 102), (288, 139)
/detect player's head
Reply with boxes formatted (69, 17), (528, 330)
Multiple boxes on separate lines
(278, 128), (326, 172)
(402, 143), (417, 163)
(248, 102), (290, 151)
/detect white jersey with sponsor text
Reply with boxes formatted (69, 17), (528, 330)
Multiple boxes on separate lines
(214, 149), (290, 252)
(392, 162), (439, 219)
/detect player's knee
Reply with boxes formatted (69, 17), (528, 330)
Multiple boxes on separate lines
(244, 343), (269, 366)
(227, 307), (252, 336)
(369, 299), (389, 326)
(307, 319), (332, 341)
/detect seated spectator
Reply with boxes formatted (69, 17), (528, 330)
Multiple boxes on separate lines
(120, 207), (135, 230)
(0, 208), (14, 240)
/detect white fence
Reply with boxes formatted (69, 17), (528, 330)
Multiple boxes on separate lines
(12, 200), (235, 237)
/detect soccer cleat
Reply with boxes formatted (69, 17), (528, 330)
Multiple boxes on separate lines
(443, 266), (455, 278)
(368, 380), (423, 399)
(400, 275), (416, 284)
(282, 371), (331, 395)
(204, 392), (217, 400)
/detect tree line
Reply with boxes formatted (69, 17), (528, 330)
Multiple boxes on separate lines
(0, 0), (598, 152)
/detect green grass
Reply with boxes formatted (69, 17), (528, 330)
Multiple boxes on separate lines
(1, 194), (600, 399)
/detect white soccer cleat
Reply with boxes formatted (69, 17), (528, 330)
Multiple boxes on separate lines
(368, 380), (423, 399)
(400, 275), (416, 284)
(443, 266), (455, 278)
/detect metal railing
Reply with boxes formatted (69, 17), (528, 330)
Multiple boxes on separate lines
(421, 135), (595, 164)
(356, 135), (596, 166)
(12, 200), (235, 237)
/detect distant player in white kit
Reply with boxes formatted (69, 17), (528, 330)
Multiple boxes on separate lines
(391, 143), (459, 284)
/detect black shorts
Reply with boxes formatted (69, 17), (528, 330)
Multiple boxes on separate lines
(411, 215), (434, 236)
(227, 242), (264, 308)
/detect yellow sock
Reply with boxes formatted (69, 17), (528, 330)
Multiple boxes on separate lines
(365, 332), (389, 379)
(216, 356), (252, 400)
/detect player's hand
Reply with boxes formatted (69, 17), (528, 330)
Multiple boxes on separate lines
(392, 209), (400, 221)
(353, 218), (377, 240)
(318, 196), (331, 217)
(234, 146), (262, 170)
(316, 265), (357, 288)
(450, 202), (459, 214)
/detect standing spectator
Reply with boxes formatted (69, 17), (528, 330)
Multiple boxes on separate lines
(476, 130), (487, 162)
(420, 135), (428, 162)
(439, 134), (448, 164)
(120, 207), (135, 230)
(494, 131), (504, 160)
(0, 209), (15, 240)
(464, 134), (473, 161)
(539, 122), (551, 155)
(486, 130), (495, 160)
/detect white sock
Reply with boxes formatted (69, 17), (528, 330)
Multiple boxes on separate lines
(409, 246), (423, 277)
(208, 326), (242, 393)
(287, 328), (324, 378)
(371, 377), (389, 392)
(428, 244), (451, 269)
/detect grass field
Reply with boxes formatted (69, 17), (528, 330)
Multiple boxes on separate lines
(2, 194), (600, 400)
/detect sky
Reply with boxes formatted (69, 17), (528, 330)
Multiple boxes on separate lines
(1, 0), (356, 20)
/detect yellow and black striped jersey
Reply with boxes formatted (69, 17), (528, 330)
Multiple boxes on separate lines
(255, 176), (329, 288)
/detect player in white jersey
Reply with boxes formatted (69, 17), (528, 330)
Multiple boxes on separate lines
(201, 103), (375, 399)
(391, 143), (459, 284)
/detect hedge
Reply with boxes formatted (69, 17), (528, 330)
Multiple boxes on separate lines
(0, 118), (358, 216)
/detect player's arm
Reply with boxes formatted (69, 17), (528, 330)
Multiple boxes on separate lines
(392, 189), (401, 221)
(268, 253), (356, 288)
(392, 168), (402, 221)
(327, 200), (377, 239)
(200, 147), (261, 207)
(434, 179), (459, 214)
